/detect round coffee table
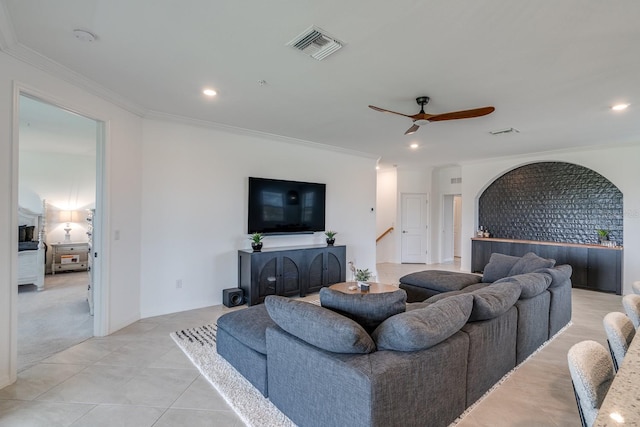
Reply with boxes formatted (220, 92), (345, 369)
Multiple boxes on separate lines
(329, 282), (398, 294)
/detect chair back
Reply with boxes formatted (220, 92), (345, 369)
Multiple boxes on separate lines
(567, 340), (615, 427)
(632, 281), (640, 295)
(603, 312), (635, 371)
(622, 294), (640, 329)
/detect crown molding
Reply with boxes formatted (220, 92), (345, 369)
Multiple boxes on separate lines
(145, 110), (379, 160)
(2, 40), (148, 117)
(0, 2), (17, 50)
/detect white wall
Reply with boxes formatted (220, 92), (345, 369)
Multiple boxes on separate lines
(139, 119), (378, 317)
(0, 51), (144, 388)
(460, 145), (640, 295)
(376, 168), (397, 263)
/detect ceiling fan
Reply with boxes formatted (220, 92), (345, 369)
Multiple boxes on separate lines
(368, 96), (495, 135)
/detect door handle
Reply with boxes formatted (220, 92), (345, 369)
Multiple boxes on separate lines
(402, 230), (407, 233)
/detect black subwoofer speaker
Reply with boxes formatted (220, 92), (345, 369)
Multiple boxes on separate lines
(222, 288), (244, 307)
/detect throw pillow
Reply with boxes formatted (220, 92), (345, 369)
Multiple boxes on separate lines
(24, 225), (35, 242)
(371, 294), (473, 352)
(494, 272), (552, 299)
(482, 252), (521, 283)
(265, 295), (376, 354)
(468, 281), (521, 321)
(507, 252), (555, 277)
(534, 265), (572, 288)
(319, 287), (407, 333)
(18, 225), (27, 242)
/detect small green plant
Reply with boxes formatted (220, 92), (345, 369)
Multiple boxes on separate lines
(354, 268), (372, 282)
(324, 230), (337, 239)
(250, 232), (264, 244)
(597, 229), (610, 240)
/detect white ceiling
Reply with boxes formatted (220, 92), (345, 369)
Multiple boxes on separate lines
(2, 0), (640, 169)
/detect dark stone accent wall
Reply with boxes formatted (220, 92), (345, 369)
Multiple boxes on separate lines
(479, 162), (623, 245)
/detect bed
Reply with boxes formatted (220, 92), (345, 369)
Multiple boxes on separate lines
(18, 205), (45, 291)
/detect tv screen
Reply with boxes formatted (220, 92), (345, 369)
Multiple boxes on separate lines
(248, 177), (326, 234)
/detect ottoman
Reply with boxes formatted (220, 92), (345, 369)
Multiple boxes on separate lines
(399, 270), (482, 302)
(216, 304), (276, 396)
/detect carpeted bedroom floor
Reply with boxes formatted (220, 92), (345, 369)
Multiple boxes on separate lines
(18, 271), (93, 372)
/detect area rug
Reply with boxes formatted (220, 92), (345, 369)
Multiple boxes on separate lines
(170, 324), (296, 427)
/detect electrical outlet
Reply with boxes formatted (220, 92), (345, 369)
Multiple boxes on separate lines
(176, 279), (183, 289)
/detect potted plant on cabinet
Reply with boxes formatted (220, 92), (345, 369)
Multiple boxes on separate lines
(597, 229), (609, 245)
(324, 230), (337, 246)
(250, 232), (264, 252)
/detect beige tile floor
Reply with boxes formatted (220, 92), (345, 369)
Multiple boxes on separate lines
(0, 261), (623, 427)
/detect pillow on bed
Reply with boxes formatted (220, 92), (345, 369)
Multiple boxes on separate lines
(18, 225), (27, 242)
(24, 226), (35, 242)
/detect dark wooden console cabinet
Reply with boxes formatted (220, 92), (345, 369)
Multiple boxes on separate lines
(238, 245), (346, 306)
(471, 238), (623, 295)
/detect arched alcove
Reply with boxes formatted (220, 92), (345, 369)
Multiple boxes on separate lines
(478, 162), (623, 245)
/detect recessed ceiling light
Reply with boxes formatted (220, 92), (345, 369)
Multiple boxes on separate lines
(410, 143), (419, 149)
(203, 88), (217, 97)
(611, 103), (629, 111)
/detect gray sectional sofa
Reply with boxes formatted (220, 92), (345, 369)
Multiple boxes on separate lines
(216, 252), (572, 427)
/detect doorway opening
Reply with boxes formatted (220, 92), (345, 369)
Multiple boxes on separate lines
(16, 93), (103, 371)
(442, 194), (462, 264)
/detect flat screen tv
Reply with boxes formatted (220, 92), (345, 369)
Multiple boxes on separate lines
(248, 177), (326, 234)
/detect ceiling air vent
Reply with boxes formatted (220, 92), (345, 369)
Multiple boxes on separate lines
(286, 26), (344, 61)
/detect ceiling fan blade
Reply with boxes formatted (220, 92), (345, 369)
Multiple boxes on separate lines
(404, 124), (420, 135)
(368, 105), (414, 118)
(427, 106), (495, 122)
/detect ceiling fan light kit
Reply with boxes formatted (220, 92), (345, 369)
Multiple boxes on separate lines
(369, 96), (495, 135)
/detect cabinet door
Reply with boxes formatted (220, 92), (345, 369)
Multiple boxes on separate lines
(471, 240), (490, 273)
(280, 254), (303, 297)
(305, 251), (325, 295)
(326, 246), (346, 285)
(255, 255), (278, 304)
(587, 249), (620, 293)
(565, 247), (588, 288)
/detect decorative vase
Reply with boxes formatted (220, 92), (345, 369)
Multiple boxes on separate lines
(251, 242), (263, 252)
(357, 281), (370, 291)
(326, 238), (335, 246)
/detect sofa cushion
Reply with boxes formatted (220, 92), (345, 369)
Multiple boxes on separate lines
(216, 303), (275, 355)
(399, 270), (481, 293)
(507, 252), (555, 277)
(482, 253), (521, 283)
(265, 295), (376, 354)
(371, 294), (473, 352)
(494, 272), (552, 299)
(424, 283), (489, 303)
(469, 282), (521, 321)
(319, 287), (407, 333)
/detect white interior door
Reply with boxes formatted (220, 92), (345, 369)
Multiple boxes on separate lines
(401, 193), (428, 263)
